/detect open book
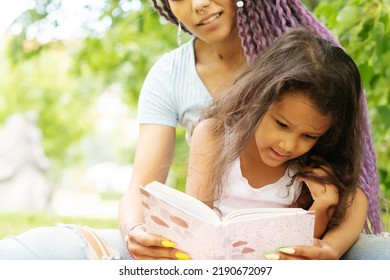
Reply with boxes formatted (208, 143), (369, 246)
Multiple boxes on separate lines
(140, 181), (315, 260)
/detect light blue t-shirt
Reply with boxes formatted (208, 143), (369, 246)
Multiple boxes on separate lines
(137, 38), (212, 140)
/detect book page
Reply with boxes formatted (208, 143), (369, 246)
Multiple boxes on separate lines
(142, 182), (221, 224)
(223, 208), (307, 223)
(141, 182), (226, 258)
(222, 212), (314, 259)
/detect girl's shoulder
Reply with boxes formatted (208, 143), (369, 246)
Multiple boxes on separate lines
(190, 119), (217, 146)
(193, 118), (216, 135)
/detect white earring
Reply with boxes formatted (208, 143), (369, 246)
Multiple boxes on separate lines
(236, 0), (244, 8)
(177, 22), (182, 46)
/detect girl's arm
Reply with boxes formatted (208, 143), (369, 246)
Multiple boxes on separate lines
(186, 119), (217, 206)
(320, 187), (368, 257)
(300, 174), (339, 239)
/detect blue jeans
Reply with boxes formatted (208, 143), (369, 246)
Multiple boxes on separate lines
(0, 225), (389, 260)
(0, 225), (132, 260)
(340, 232), (390, 260)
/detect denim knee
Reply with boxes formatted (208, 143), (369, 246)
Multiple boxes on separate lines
(341, 232), (390, 260)
(0, 225), (128, 260)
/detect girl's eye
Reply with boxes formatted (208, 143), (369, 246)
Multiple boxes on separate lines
(276, 120), (288, 128)
(303, 134), (318, 140)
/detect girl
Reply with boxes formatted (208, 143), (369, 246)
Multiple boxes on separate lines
(186, 28), (362, 249)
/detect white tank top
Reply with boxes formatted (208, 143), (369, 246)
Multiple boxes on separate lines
(214, 159), (302, 217)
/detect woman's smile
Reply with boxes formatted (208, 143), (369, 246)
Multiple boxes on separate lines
(197, 12), (222, 25)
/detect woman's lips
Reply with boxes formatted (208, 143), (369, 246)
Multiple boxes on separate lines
(198, 13), (221, 25)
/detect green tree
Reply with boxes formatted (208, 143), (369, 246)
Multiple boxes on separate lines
(0, 42), (94, 173)
(1, 0), (189, 186)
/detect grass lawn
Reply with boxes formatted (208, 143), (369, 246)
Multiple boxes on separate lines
(0, 212), (117, 239)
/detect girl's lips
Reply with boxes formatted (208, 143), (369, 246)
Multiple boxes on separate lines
(198, 13), (222, 25)
(270, 148), (289, 161)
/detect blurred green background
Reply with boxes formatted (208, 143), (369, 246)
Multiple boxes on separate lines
(0, 0), (389, 238)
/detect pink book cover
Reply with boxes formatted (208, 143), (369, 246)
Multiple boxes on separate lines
(140, 182), (315, 260)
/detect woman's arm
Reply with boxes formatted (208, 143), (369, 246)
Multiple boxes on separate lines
(118, 124), (185, 259)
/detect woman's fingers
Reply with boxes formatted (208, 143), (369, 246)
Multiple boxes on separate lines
(128, 225), (190, 260)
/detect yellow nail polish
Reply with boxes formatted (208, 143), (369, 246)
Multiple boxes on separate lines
(263, 253), (280, 260)
(161, 240), (176, 248)
(278, 247), (295, 254)
(175, 252), (191, 260)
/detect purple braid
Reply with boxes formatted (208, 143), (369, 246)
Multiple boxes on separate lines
(278, 0), (293, 28)
(237, 2), (259, 56)
(260, 1), (280, 46)
(150, 0), (383, 234)
(266, 0), (284, 37)
(359, 91), (383, 233)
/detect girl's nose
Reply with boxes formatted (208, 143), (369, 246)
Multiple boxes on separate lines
(278, 137), (296, 153)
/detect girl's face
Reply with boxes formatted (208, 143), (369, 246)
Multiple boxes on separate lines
(254, 92), (333, 167)
(167, 0), (238, 44)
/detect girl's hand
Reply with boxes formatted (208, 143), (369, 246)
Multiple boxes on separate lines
(126, 224), (191, 260)
(300, 167), (339, 211)
(264, 238), (339, 260)
(299, 166), (339, 238)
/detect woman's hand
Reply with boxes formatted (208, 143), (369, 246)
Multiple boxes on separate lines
(126, 225), (191, 260)
(264, 238), (339, 260)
